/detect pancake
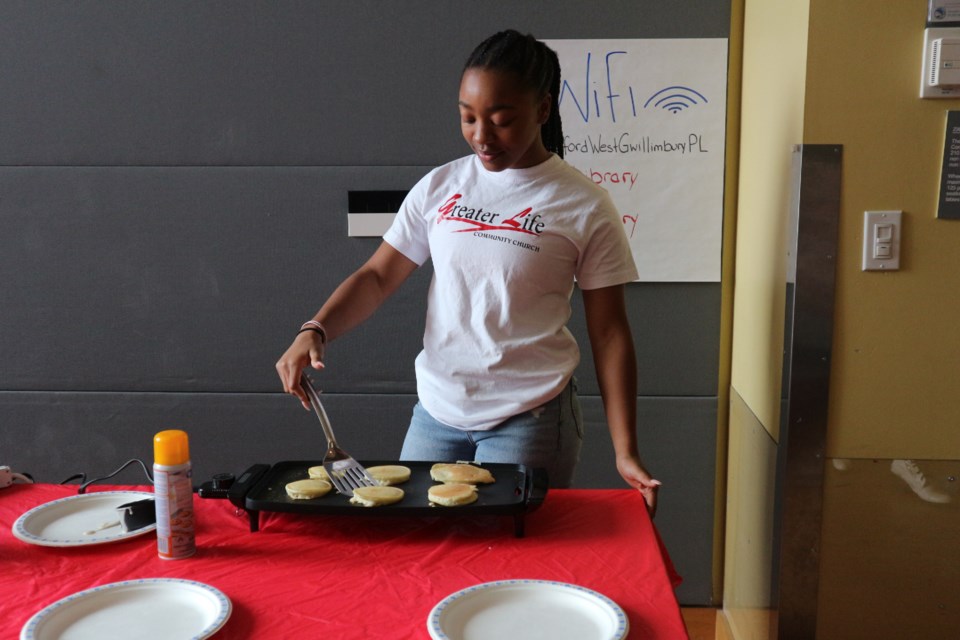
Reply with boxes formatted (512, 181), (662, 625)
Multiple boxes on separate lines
(285, 478), (333, 500)
(349, 485), (405, 507)
(307, 465), (330, 481)
(428, 483), (478, 506)
(430, 463), (495, 485)
(366, 465), (411, 486)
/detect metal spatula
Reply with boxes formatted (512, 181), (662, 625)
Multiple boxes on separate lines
(299, 373), (377, 496)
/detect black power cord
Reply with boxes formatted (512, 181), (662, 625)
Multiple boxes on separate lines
(59, 459), (155, 494)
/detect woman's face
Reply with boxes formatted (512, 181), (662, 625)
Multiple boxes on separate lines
(458, 68), (551, 172)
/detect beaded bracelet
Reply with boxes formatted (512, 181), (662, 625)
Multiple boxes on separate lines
(299, 320), (327, 344)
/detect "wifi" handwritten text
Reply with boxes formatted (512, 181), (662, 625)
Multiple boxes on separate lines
(558, 51), (709, 123)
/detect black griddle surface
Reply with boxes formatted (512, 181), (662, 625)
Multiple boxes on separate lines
(245, 460), (535, 517)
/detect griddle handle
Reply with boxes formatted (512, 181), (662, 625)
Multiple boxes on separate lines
(525, 467), (549, 513)
(228, 463), (271, 510)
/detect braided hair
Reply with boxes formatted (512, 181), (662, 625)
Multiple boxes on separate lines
(463, 30), (565, 159)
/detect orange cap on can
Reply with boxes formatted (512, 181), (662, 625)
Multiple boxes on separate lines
(154, 429), (190, 466)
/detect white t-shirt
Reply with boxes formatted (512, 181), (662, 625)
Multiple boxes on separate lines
(383, 154), (637, 430)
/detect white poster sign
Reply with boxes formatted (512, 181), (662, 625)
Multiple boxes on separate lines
(547, 39), (728, 282)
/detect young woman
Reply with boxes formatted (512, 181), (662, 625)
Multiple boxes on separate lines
(276, 30), (661, 513)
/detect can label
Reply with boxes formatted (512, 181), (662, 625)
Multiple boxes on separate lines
(154, 466), (196, 559)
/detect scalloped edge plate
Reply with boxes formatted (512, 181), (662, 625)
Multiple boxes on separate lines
(12, 491), (156, 547)
(428, 579), (628, 640)
(20, 578), (231, 640)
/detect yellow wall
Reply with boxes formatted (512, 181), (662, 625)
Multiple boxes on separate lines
(728, 0), (810, 439)
(805, 2), (960, 637)
(806, 1), (960, 460)
(723, 0), (960, 638)
(723, 0), (809, 637)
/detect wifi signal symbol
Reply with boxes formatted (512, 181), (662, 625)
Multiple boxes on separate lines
(643, 86), (708, 114)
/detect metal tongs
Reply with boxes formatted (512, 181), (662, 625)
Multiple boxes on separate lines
(299, 372), (377, 497)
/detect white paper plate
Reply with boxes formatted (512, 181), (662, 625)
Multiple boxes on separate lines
(20, 578), (231, 640)
(12, 491), (156, 547)
(428, 579), (629, 640)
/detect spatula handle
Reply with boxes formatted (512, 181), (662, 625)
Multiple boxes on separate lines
(300, 373), (339, 448)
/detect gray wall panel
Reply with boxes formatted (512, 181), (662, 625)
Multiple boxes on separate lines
(0, 166), (432, 393)
(0, 167), (719, 397)
(577, 395), (716, 604)
(0, 1), (730, 166)
(572, 283), (721, 397)
(0, 391), (415, 485)
(1, 391), (713, 491)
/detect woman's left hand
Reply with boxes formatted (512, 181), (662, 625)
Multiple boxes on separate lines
(616, 455), (662, 517)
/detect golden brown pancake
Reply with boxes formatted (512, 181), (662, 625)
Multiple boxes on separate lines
(430, 463), (495, 485)
(285, 478), (333, 500)
(349, 485), (405, 507)
(428, 483), (479, 506)
(366, 465), (412, 486)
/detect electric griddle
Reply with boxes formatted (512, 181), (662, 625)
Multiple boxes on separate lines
(199, 460), (548, 537)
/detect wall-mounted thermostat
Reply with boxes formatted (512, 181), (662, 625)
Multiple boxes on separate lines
(921, 27), (960, 98)
(931, 37), (960, 85)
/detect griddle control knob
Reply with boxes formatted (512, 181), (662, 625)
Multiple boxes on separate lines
(212, 473), (235, 491)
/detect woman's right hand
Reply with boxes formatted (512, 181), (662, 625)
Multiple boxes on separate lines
(274, 242), (418, 410)
(275, 331), (326, 410)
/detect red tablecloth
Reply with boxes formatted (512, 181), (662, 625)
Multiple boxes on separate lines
(1, 484), (686, 639)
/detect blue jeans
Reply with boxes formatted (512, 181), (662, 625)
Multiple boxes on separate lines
(399, 379), (583, 488)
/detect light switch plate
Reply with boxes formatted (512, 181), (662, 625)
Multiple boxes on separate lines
(862, 210), (902, 271)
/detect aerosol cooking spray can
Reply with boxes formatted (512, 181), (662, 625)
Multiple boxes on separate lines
(153, 429), (196, 559)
